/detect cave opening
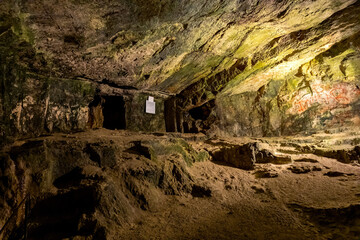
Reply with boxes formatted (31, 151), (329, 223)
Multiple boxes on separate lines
(182, 100), (216, 133)
(188, 100), (215, 121)
(164, 98), (216, 133)
(102, 96), (126, 130)
(164, 97), (177, 132)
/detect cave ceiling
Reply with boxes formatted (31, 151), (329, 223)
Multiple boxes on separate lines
(1, 0), (359, 94)
(1, 0), (360, 141)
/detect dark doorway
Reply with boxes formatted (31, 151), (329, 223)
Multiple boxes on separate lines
(164, 97), (177, 132)
(102, 96), (126, 130)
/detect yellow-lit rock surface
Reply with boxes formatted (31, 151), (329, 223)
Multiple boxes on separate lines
(1, 0), (360, 142)
(1, 1), (360, 239)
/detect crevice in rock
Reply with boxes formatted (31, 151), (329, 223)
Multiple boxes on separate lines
(26, 187), (99, 240)
(101, 79), (138, 90)
(188, 100), (215, 121)
(125, 141), (152, 159)
(208, 141), (291, 170)
(165, 57), (248, 134)
(191, 185), (211, 198)
(288, 203), (360, 239)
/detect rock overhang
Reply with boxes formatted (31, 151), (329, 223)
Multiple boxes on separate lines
(0, 0), (360, 142)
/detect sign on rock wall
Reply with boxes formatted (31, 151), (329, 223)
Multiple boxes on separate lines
(125, 93), (166, 132)
(146, 96), (156, 114)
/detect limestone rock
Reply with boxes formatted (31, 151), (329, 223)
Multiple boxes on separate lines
(208, 141), (291, 170)
(1, 1), (360, 143)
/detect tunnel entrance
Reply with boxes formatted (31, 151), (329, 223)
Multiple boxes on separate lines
(102, 96), (126, 130)
(164, 98), (216, 133)
(183, 100), (215, 133)
(188, 100), (215, 121)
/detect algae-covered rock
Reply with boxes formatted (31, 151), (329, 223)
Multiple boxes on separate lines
(0, 11), (96, 146)
(125, 93), (166, 132)
(1, 0), (360, 142)
(129, 138), (210, 166)
(214, 32), (360, 137)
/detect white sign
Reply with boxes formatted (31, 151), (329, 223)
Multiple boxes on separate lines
(145, 96), (156, 114)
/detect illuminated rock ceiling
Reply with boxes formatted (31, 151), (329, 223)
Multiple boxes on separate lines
(0, 0), (359, 141)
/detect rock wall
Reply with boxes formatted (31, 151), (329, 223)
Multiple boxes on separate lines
(125, 93), (166, 132)
(0, 12), (96, 146)
(214, 33), (360, 136)
(0, 133), (209, 239)
(0, 11), (168, 146)
(86, 92), (167, 132)
(1, 0), (360, 140)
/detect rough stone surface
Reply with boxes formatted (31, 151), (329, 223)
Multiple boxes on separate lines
(0, 131), (210, 239)
(1, 130), (359, 240)
(208, 141), (291, 170)
(1, 1), (360, 239)
(1, 0), (360, 144)
(125, 93), (166, 132)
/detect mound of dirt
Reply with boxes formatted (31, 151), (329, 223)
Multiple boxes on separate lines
(1, 129), (359, 239)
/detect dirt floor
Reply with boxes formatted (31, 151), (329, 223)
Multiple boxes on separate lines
(1, 129), (359, 240)
(117, 153), (360, 240)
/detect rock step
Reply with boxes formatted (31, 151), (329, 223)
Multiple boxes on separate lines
(207, 142), (292, 170)
(275, 146), (303, 155)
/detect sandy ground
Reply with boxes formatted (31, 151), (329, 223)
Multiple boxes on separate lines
(2, 129), (360, 240)
(116, 158), (359, 240)
(86, 129), (359, 240)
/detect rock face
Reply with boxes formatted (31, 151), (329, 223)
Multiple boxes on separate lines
(0, 132), (209, 239)
(1, 0), (360, 142)
(1, 2), (360, 238)
(208, 141), (291, 170)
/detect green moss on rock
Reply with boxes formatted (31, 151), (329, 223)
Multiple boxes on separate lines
(147, 139), (209, 166)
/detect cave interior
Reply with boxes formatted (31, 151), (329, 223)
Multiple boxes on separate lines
(0, 0), (360, 239)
